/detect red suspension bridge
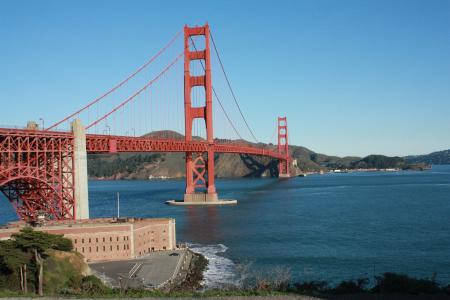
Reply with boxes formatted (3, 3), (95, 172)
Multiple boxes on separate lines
(0, 24), (291, 222)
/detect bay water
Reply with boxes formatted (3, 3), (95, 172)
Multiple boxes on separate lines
(1, 165), (450, 287)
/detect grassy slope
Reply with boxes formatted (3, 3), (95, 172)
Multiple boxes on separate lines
(43, 249), (90, 294)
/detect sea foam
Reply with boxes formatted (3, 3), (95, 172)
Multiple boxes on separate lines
(188, 243), (239, 289)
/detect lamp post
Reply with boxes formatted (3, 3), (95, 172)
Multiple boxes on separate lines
(117, 192), (120, 219)
(38, 118), (44, 130)
(103, 125), (111, 135)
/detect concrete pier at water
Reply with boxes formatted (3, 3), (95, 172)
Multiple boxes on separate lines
(166, 193), (237, 206)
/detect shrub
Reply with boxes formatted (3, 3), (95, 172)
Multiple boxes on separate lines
(331, 278), (369, 294)
(373, 272), (440, 294)
(81, 275), (107, 294)
(293, 280), (328, 294)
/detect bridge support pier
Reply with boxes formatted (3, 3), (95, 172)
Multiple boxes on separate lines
(71, 119), (89, 219)
(183, 149), (218, 203)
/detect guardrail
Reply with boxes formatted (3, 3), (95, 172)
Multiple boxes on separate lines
(156, 249), (191, 290)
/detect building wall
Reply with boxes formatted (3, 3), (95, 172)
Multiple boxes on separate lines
(67, 228), (132, 261)
(0, 218), (176, 262)
(133, 220), (176, 257)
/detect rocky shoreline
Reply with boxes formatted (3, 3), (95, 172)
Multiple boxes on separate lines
(169, 251), (208, 292)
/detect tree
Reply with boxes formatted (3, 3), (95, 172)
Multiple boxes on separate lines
(0, 240), (29, 292)
(11, 227), (73, 295)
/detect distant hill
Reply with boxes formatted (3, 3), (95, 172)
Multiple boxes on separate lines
(351, 155), (404, 169)
(405, 149), (450, 165)
(348, 155), (429, 170)
(86, 130), (428, 179)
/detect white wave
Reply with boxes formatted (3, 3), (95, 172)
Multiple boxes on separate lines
(187, 243), (239, 289)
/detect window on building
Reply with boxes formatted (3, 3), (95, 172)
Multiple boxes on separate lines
(110, 245), (112, 251)
(110, 237), (112, 242)
(123, 236), (126, 241)
(89, 247), (91, 252)
(96, 238), (98, 243)
(82, 238), (84, 243)
(117, 245), (119, 250)
(74, 239), (77, 244)
(123, 245), (126, 250)
(163, 246), (166, 250)
(103, 237), (105, 242)
(82, 247), (84, 253)
(103, 246), (105, 251)
(96, 246), (98, 252)
(89, 238), (91, 243)
(117, 237), (119, 242)
(127, 244), (129, 250)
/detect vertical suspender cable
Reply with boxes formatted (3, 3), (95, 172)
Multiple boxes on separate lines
(209, 30), (259, 143)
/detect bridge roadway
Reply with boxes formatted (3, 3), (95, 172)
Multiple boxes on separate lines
(0, 127), (286, 160)
(86, 134), (285, 159)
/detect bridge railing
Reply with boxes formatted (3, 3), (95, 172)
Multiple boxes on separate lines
(85, 134), (286, 160)
(0, 127), (73, 137)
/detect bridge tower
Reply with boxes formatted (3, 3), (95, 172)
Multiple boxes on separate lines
(183, 24), (218, 202)
(278, 117), (290, 178)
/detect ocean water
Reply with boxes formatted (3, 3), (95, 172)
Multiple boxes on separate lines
(1, 165), (450, 286)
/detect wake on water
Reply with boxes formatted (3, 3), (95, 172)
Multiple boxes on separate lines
(187, 243), (241, 289)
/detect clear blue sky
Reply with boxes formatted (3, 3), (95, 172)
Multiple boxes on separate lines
(1, 0), (449, 157)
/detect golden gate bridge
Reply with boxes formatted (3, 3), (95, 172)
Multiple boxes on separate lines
(0, 24), (291, 222)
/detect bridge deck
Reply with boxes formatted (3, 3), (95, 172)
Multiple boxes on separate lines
(86, 134), (286, 160)
(0, 128), (286, 160)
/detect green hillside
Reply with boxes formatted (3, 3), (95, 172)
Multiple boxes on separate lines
(87, 130), (429, 179)
(405, 149), (450, 165)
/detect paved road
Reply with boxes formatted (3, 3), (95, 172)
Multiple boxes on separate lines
(90, 249), (185, 288)
(33, 297), (321, 300)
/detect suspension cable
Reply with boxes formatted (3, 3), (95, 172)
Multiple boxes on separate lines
(209, 30), (259, 143)
(189, 37), (244, 141)
(46, 30), (182, 131)
(86, 52), (183, 130)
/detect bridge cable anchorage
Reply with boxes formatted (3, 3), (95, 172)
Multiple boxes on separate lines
(85, 52), (184, 130)
(189, 37), (244, 141)
(46, 30), (182, 131)
(209, 30), (259, 144)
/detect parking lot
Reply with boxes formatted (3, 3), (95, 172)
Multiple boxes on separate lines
(90, 249), (186, 288)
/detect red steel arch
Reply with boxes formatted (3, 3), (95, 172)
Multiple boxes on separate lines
(1, 175), (74, 222)
(0, 128), (75, 222)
